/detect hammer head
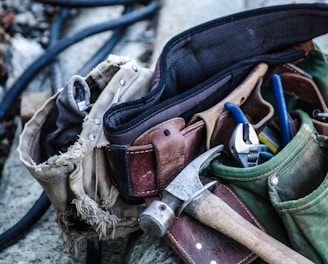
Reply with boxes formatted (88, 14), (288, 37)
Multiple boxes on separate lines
(165, 144), (223, 201)
(138, 145), (223, 237)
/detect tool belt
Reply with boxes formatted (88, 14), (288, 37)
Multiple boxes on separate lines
(103, 3), (328, 201)
(18, 3), (328, 264)
(102, 4), (328, 263)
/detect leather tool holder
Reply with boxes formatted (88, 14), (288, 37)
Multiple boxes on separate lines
(165, 178), (264, 264)
(105, 63), (273, 200)
(105, 64), (272, 263)
(104, 3), (328, 201)
(102, 4), (328, 263)
(272, 63), (328, 136)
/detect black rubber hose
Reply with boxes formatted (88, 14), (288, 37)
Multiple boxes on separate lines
(78, 5), (133, 75)
(78, 24), (127, 76)
(0, 1), (158, 253)
(38, 0), (141, 7)
(78, 29), (125, 76)
(0, 0), (159, 121)
(0, 192), (51, 251)
(49, 8), (71, 92)
(0, 7), (69, 252)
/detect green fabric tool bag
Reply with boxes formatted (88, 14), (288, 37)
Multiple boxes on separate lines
(211, 110), (328, 264)
(268, 125), (328, 264)
(210, 44), (328, 263)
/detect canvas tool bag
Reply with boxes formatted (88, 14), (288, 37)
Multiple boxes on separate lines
(18, 55), (153, 256)
(18, 3), (328, 264)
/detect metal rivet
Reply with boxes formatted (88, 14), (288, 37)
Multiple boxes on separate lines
(196, 243), (202, 250)
(210, 261), (217, 264)
(132, 65), (138, 72)
(94, 118), (101, 125)
(119, 79), (126, 86)
(271, 175), (279, 186)
(88, 134), (96, 141)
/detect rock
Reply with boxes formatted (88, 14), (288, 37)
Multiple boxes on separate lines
(19, 90), (51, 123)
(125, 232), (182, 264)
(5, 34), (49, 93)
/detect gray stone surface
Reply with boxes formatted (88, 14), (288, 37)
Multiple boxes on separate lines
(0, 0), (327, 264)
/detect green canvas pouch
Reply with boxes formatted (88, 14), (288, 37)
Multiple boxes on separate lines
(268, 128), (328, 263)
(211, 110), (328, 263)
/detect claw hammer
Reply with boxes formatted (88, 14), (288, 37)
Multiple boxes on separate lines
(139, 145), (313, 264)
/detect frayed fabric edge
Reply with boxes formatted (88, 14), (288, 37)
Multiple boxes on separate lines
(72, 196), (119, 237)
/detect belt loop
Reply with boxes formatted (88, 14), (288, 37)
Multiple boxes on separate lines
(110, 144), (140, 203)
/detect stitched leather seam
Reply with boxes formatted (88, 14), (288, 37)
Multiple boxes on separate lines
(282, 63), (300, 74)
(182, 122), (205, 136)
(136, 189), (158, 195)
(238, 252), (257, 264)
(166, 231), (196, 264)
(127, 148), (154, 154)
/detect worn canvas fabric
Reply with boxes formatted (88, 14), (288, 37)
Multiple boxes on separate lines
(17, 55), (153, 256)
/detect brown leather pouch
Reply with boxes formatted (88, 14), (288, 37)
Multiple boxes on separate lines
(165, 178), (264, 264)
(272, 63), (328, 136)
(105, 63), (273, 263)
(105, 63), (274, 198)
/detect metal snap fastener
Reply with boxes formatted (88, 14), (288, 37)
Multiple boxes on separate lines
(88, 133), (96, 141)
(94, 118), (101, 125)
(132, 65), (138, 72)
(271, 175), (279, 186)
(119, 79), (126, 86)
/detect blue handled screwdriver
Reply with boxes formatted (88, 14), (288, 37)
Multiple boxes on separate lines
(272, 74), (291, 147)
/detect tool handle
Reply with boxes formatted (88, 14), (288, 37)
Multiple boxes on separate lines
(193, 193), (313, 264)
(224, 102), (248, 126)
(272, 74), (291, 147)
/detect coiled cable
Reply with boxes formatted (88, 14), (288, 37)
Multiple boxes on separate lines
(38, 0), (141, 7)
(0, 0), (159, 121)
(0, 0), (159, 254)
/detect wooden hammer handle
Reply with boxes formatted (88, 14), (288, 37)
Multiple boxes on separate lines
(193, 193), (313, 264)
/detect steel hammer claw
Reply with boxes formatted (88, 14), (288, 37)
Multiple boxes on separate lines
(138, 145), (313, 264)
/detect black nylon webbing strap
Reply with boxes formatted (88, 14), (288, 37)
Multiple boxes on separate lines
(103, 3), (328, 200)
(104, 3), (328, 145)
(110, 144), (137, 202)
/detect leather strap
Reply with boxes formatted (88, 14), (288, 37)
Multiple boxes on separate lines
(190, 63), (272, 149)
(165, 179), (264, 264)
(105, 64), (272, 199)
(134, 118), (186, 191)
(105, 120), (206, 198)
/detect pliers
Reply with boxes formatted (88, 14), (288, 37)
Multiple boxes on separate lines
(224, 102), (270, 167)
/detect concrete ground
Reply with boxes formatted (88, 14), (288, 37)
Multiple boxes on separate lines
(0, 0), (327, 263)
